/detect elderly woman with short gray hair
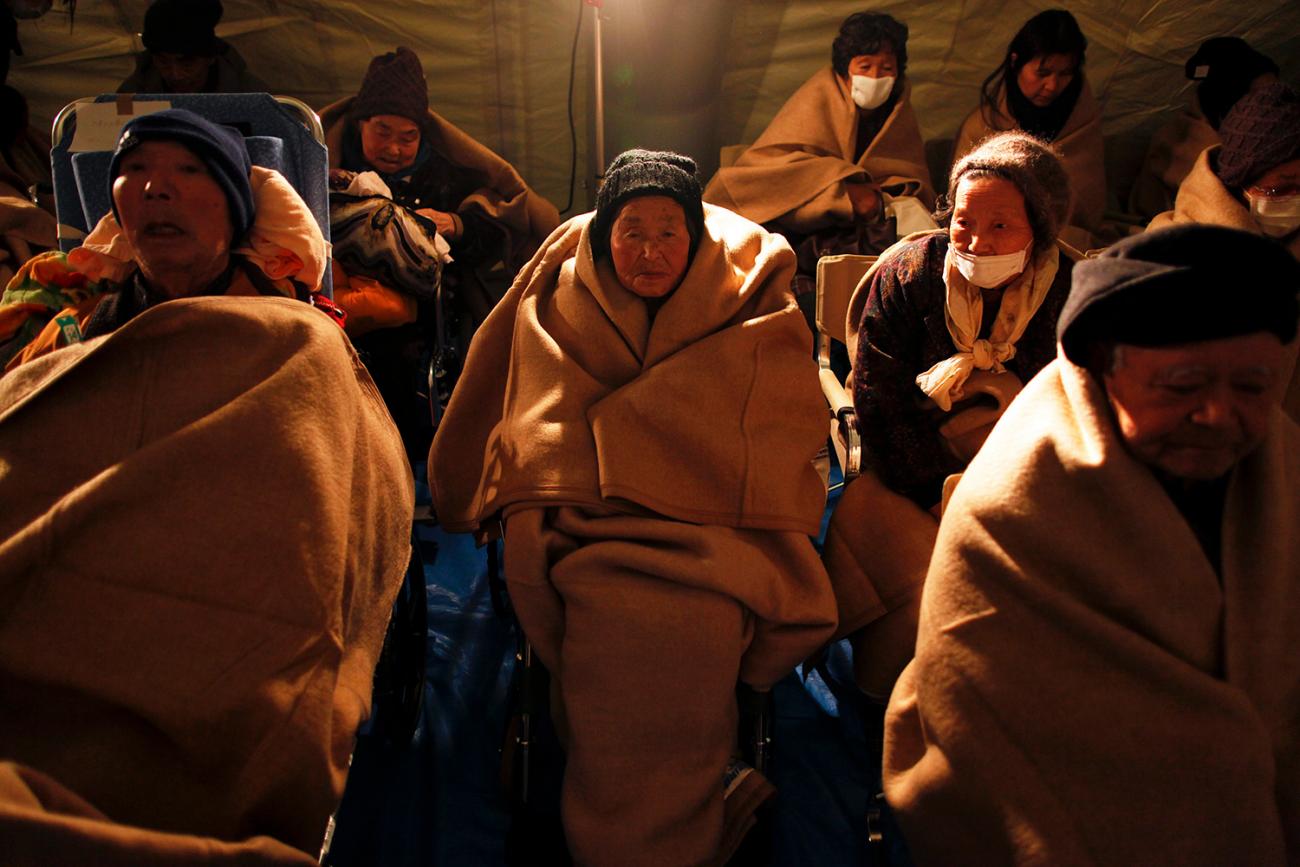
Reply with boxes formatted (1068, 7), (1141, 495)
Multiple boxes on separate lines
(849, 130), (1075, 509)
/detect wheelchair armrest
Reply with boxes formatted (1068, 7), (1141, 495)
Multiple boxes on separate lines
(820, 367), (863, 482)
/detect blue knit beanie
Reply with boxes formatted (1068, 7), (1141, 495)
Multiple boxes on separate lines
(109, 108), (255, 241)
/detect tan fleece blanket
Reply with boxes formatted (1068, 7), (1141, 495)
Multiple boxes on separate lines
(1147, 145), (1300, 420)
(430, 203), (829, 538)
(884, 356), (1300, 866)
(320, 97), (559, 267)
(433, 204), (837, 865)
(0, 296), (413, 859)
(704, 69), (934, 232)
(954, 80), (1105, 232)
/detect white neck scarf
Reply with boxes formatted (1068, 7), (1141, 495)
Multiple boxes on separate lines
(915, 243), (1059, 411)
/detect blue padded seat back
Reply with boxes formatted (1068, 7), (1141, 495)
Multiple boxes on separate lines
(245, 135), (286, 175)
(70, 151), (115, 232)
(52, 93), (332, 295)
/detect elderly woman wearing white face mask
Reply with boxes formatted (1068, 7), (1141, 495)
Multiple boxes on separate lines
(847, 131), (1075, 511)
(705, 11), (934, 296)
(1150, 81), (1300, 259)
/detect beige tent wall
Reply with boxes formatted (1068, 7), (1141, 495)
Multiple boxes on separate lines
(10, 0), (592, 214)
(7, 1), (1300, 220)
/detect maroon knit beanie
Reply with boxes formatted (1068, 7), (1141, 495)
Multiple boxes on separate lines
(1215, 82), (1300, 189)
(352, 47), (428, 124)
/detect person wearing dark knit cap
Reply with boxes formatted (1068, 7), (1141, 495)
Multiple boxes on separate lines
(883, 223), (1300, 867)
(428, 148), (837, 865)
(318, 46), (558, 452)
(118, 0), (268, 95)
(1129, 36), (1279, 219)
(0, 108), (330, 370)
(1150, 81), (1300, 258)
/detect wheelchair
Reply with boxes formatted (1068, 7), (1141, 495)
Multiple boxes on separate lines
(45, 92), (428, 858)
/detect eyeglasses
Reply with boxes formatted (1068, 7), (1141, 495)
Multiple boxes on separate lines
(1246, 183), (1300, 198)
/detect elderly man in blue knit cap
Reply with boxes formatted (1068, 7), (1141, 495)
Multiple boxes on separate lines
(884, 224), (1300, 866)
(0, 106), (411, 863)
(0, 108), (332, 370)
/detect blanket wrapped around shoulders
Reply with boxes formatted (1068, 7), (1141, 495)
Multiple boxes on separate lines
(884, 356), (1300, 866)
(954, 80), (1105, 234)
(431, 203), (828, 538)
(704, 69), (934, 233)
(0, 296), (413, 862)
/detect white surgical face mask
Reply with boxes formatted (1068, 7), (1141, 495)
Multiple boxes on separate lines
(951, 244), (1029, 289)
(850, 74), (895, 111)
(1245, 190), (1300, 238)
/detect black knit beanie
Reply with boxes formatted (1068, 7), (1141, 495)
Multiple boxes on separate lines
(142, 0), (222, 56)
(591, 149), (704, 261)
(1185, 37), (1279, 130)
(110, 108), (255, 242)
(352, 47), (429, 126)
(1058, 224), (1300, 365)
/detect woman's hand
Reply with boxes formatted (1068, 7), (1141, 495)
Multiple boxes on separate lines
(416, 208), (459, 238)
(846, 181), (882, 222)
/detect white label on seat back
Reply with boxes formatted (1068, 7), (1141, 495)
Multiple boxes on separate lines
(70, 100), (172, 152)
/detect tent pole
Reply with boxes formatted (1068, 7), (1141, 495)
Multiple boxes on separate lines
(589, 0), (605, 187)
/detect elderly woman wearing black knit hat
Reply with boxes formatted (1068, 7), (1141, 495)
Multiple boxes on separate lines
(429, 149), (838, 865)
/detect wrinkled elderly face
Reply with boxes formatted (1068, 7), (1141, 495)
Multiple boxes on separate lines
(1014, 52), (1076, 108)
(113, 139), (233, 293)
(359, 114), (422, 174)
(609, 195), (692, 299)
(151, 51), (216, 93)
(950, 175), (1034, 257)
(847, 50), (898, 79)
(1103, 333), (1290, 481)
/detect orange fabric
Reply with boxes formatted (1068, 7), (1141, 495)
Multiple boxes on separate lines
(0, 297), (413, 857)
(704, 70), (934, 232)
(331, 262), (419, 336)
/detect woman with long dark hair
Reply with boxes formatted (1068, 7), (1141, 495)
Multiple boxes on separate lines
(953, 10), (1104, 240)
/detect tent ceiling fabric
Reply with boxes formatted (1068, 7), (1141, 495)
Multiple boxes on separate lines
(9, 1), (1299, 216)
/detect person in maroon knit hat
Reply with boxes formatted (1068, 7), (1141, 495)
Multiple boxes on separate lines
(1149, 81), (1300, 259)
(318, 47), (558, 454)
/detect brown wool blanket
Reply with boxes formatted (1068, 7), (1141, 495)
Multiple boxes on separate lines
(0, 297), (413, 861)
(430, 205), (838, 864)
(954, 80), (1106, 233)
(704, 69), (934, 233)
(884, 356), (1300, 866)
